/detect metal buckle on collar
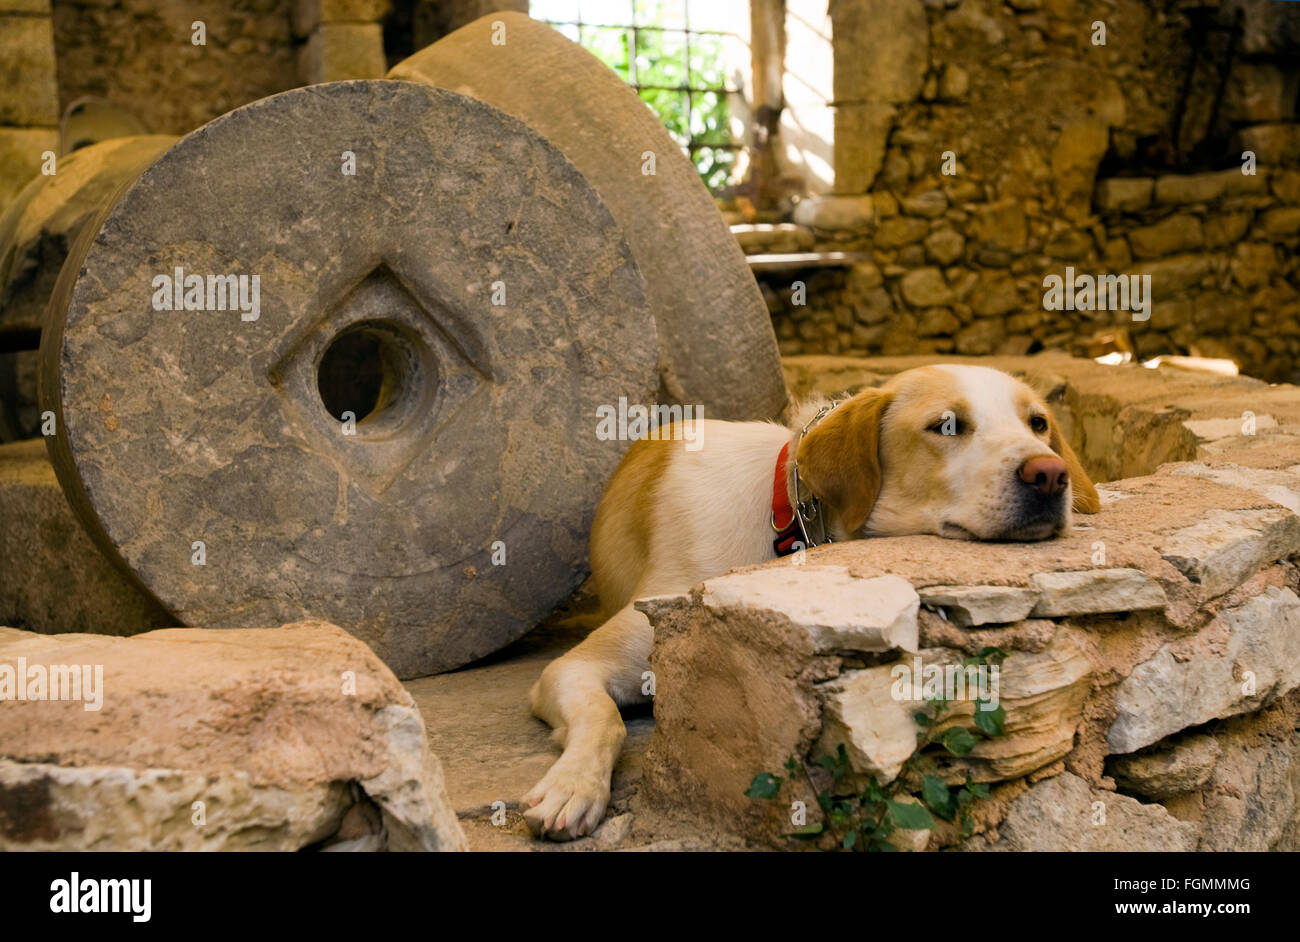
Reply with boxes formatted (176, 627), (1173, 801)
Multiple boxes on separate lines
(788, 400), (841, 549)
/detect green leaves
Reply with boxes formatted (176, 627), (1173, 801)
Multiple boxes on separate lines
(743, 646), (1008, 851)
(744, 771), (782, 800)
(974, 701), (1006, 737)
(886, 800), (936, 830)
(922, 775), (957, 822)
(942, 727), (978, 756)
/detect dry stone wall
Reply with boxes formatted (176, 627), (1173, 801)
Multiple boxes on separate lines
(759, 0), (1300, 384)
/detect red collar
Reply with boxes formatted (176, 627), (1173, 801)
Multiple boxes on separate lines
(771, 442), (802, 556)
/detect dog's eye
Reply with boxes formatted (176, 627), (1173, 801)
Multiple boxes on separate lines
(1029, 415), (1048, 433)
(926, 417), (964, 436)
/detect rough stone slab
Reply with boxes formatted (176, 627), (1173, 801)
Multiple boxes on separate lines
(964, 772), (1198, 852)
(1197, 709), (1299, 852)
(1029, 568), (1167, 616)
(731, 223), (815, 255)
(41, 82), (658, 679)
(1183, 415), (1278, 442)
(1111, 733), (1220, 800)
(700, 567), (919, 654)
(791, 195), (874, 232)
(1169, 462), (1300, 513)
(818, 629), (1092, 784)
(1094, 177), (1152, 212)
(1159, 507), (1300, 597)
(0, 440), (172, 637)
(0, 135), (176, 338)
(390, 12), (786, 421)
(919, 584), (1039, 627)
(0, 620), (465, 851)
(1153, 168), (1266, 205)
(1108, 587), (1300, 753)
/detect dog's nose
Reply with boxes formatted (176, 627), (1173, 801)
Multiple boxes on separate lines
(1019, 455), (1068, 496)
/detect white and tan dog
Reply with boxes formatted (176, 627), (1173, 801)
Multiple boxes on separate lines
(523, 364), (1100, 840)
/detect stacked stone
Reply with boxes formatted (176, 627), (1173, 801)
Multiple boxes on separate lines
(50, 0), (301, 138)
(754, 0), (1300, 383)
(1094, 167), (1298, 378)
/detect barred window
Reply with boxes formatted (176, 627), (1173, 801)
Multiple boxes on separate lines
(530, 1), (743, 192)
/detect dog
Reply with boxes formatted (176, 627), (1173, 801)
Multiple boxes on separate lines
(522, 364), (1100, 840)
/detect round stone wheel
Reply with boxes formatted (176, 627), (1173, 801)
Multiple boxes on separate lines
(390, 11), (788, 422)
(41, 81), (658, 678)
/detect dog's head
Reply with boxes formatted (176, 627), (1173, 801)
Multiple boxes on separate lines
(795, 364), (1100, 541)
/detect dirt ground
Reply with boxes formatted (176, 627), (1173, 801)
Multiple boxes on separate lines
(403, 587), (663, 852)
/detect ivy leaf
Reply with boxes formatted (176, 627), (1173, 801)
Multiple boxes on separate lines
(871, 839), (898, 852)
(886, 800), (936, 830)
(842, 829), (858, 850)
(913, 711), (933, 727)
(922, 775), (957, 821)
(976, 645), (1009, 664)
(942, 727), (978, 756)
(974, 703), (1006, 737)
(744, 772), (782, 799)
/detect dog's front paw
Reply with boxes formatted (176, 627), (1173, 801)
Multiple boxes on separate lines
(522, 759), (611, 841)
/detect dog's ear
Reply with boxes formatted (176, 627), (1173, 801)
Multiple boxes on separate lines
(796, 389), (892, 535)
(1047, 411), (1100, 514)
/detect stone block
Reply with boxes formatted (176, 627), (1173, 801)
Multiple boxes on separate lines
(964, 772), (1198, 851)
(0, 440), (172, 638)
(1158, 506), (1300, 597)
(0, 620), (466, 850)
(1108, 587), (1300, 753)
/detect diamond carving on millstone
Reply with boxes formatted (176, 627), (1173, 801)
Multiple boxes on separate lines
(268, 263), (489, 496)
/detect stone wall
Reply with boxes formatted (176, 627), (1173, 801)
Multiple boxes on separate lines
(49, 0), (303, 136)
(758, 0), (1300, 384)
(43, 1), (524, 142)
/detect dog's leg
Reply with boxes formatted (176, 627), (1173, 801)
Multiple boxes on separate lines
(523, 602), (652, 840)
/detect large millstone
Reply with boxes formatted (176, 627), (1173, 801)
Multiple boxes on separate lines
(41, 81), (658, 678)
(390, 11), (788, 422)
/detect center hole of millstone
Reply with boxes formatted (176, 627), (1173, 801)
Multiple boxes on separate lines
(316, 321), (430, 437)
